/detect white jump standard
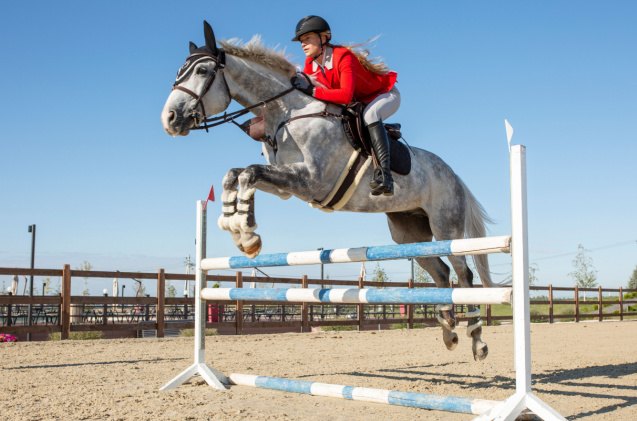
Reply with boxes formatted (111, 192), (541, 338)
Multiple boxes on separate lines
(161, 145), (566, 420)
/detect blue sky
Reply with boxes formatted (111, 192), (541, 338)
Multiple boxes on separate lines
(1, 1), (636, 295)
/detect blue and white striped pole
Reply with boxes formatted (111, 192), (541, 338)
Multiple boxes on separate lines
(201, 286), (512, 305)
(229, 373), (500, 415)
(201, 236), (510, 270)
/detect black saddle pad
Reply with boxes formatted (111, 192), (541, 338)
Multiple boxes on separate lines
(341, 106), (412, 176)
(389, 135), (411, 176)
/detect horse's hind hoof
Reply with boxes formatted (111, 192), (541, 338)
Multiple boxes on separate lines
(242, 235), (262, 259)
(473, 342), (488, 361)
(442, 329), (458, 351)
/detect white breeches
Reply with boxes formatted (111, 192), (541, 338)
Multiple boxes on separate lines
(363, 87), (401, 125)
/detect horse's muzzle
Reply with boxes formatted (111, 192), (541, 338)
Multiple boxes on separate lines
(162, 107), (194, 136)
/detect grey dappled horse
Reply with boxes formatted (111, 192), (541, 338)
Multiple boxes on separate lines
(161, 22), (494, 360)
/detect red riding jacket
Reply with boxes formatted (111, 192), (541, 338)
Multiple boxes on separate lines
(303, 46), (397, 105)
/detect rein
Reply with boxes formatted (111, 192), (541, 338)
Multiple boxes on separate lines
(192, 86), (295, 131)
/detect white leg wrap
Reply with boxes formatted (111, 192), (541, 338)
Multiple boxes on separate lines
(237, 202), (251, 212)
(436, 304), (455, 330)
(465, 308), (481, 318)
(230, 213), (258, 233)
(466, 319), (483, 337)
(221, 189), (237, 203)
(238, 187), (256, 201)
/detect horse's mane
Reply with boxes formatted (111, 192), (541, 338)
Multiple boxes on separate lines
(220, 36), (297, 77)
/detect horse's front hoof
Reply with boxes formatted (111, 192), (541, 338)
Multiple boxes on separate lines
(442, 329), (458, 351)
(473, 342), (489, 361)
(242, 235), (262, 258)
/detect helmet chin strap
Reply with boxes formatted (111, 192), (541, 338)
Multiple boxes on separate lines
(311, 32), (329, 63)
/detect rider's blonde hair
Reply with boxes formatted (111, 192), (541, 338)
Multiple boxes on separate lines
(320, 31), (390, 75)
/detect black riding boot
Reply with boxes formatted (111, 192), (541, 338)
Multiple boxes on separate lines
(368, 121), (394, 196)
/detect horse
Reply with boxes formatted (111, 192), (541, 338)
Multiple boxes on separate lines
(161, 21), (495, 361)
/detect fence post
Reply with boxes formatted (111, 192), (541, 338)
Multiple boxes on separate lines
(301, 275), (309, 332)
(407, 278), (414, 329)
(156, 269), (165, 338)
(235, 272), (243, 335)
(358, 275), (364, 331)
(548, 284), (554, 324)
(102, 292), (108, 325)
(486, 304), (492, 326)
(61, 264), (71, 340)
(619, 287), (624, 321)
(574, 286), (580, 323)
(598, 286), (603, 322)
(6, 292), (12, 326)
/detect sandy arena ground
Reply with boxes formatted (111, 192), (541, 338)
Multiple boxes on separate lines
(1, 321), (636, 420)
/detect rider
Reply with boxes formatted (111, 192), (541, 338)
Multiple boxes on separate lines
(291, 15), (400, 196)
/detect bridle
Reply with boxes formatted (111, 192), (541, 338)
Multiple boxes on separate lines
(172, 48), (295, 133)
(172, 49), (227, 132)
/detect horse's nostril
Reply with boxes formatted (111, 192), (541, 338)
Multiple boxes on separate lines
(167, 110), (176, 123)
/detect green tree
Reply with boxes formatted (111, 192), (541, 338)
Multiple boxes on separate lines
(568, 244), (597, 301)
(166, 284), (177, 298)
(628, 265), (637, 290)
(372, 263), (389, 285)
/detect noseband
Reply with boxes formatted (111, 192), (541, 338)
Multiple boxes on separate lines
(172, 49), (227, 132)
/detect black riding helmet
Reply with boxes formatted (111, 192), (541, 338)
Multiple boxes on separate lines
(292, 15), (330, 41)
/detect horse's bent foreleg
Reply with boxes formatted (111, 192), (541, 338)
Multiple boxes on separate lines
(217, 168), (244, 252)
(233, 164), (310, 257)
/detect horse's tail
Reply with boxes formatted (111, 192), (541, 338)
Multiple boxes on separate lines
(461, 181), (499, 288)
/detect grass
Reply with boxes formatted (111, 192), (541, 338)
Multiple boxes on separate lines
(49, 331), (103, 340)
(321, 325), (357, 332)
(179, 328), (218, 337)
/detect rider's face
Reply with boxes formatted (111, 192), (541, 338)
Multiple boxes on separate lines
(299, 32), (322, 58)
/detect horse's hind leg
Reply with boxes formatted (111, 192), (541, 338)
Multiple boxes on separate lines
(447, 255), (488, 361)
(386, 211), (458, 351)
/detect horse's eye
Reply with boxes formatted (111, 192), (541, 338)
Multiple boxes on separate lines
(196, 66), (208, 75)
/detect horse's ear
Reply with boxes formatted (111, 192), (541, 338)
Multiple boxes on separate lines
(189, 42), (198, 54)
(203, 20), (218, 53)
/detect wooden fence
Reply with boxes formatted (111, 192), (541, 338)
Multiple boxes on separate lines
(1, 266), (636, 340)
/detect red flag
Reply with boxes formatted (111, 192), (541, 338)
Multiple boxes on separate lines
(202, 184), (215, 211)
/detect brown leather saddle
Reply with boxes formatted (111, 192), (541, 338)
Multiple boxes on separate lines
(341, 103), (411, 176)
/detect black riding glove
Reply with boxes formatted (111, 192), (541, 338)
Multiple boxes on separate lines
(290, 73), (314, 96)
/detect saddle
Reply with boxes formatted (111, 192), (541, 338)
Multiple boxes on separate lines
(341, 103), (412, 176)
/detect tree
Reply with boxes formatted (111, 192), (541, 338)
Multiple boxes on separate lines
(412, 261), (433, 284)
(166, 284), (177, 298)
(77, 261), (93, 296)
(568, 244), (597, 301)
(628, 265), (637, 290)
(372, 263), (389, 285)
(528, 263), (539, 286)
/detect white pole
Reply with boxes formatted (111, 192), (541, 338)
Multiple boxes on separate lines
(510, 145), (531, 394)
(194, 200), (206, 364)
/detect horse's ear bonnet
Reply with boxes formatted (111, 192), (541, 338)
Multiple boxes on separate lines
(203, 20), (218, 54)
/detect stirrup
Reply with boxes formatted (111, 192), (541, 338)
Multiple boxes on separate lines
(371, 181), (393, 196)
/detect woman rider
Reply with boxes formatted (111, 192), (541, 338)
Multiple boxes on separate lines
(290, 15), (400, 196)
